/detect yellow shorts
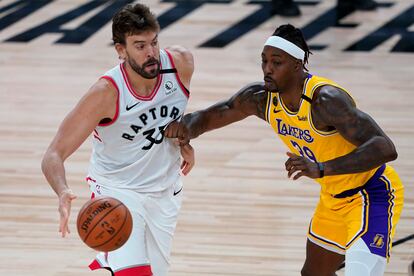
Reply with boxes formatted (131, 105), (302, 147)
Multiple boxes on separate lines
(308, 164), (404, 260)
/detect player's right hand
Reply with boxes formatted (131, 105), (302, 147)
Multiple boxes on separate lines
(164, 121), (190, 146)
(58, 188), (77, 237)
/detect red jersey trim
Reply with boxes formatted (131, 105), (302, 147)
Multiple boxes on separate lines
(89, 259), (101, 270)
(98, 76), (120, 127)
(115, 265), (153, 276)
(120, 63), (163, 101)
(164, 49), (190, 98)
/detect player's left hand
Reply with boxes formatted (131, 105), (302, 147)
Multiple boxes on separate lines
(180, 143), (195, 176)
(285, 152), (320, 180)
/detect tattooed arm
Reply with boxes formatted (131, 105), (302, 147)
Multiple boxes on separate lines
(285, 85), (397, 180)
(164, 82), (267, 142)
(313, 85), (398, 176)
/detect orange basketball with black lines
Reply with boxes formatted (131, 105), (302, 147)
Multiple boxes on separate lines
(77, 196), (132, 252)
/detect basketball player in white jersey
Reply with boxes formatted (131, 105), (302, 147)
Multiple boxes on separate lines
(41, 3), (194, 276)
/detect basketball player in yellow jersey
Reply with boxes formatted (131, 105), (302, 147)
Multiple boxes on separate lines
(165, 24), (404, 275)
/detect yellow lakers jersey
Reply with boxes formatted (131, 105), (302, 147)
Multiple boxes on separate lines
(265, 74), (378, 195)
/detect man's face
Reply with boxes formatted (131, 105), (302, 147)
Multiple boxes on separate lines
(118, 31), (160, 79)
(261, 46), (298, 92)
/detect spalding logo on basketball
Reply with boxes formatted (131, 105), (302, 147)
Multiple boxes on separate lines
(77, 196), (133, 252)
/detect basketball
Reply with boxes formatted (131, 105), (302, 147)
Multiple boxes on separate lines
(77, 196), (133, 252)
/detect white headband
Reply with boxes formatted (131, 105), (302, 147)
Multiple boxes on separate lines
(264, 36), (305, 60)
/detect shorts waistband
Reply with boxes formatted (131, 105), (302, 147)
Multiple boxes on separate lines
(333, 164), (386, 199)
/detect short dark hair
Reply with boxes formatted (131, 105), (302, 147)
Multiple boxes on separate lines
(112, 3), (160, 45)
(272, 24), (312, 70)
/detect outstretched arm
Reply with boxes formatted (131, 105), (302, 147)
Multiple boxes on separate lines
(41, 78), (117, 236)
(286, 85), (397, 180)
(165, 82), (266, 142)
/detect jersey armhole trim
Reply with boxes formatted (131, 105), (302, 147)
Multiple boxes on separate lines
(308, 83), (338, 136)
(164, 49), (190, 98)
(265, 92), (272, 123)
(98, 76), (120, 127)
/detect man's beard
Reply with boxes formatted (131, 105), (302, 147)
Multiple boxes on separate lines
(127, 55), (160, 79)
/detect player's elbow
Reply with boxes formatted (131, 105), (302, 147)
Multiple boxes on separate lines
(385, 139), (398, 162)
(41, 149), (53, 174)
(377, 136), (398, 162)
(387, 145), (398, 162)
(41, 148), (63, 175)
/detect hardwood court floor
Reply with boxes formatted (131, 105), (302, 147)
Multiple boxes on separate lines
(0, 0), (413, 275)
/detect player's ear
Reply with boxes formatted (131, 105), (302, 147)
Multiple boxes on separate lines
(115, 43), (126, 60)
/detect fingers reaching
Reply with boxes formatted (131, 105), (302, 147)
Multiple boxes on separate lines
(58, 189), (77, 237)
(286, 152), (299, 158)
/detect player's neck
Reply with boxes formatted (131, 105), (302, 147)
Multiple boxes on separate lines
(280, 72), (307, 112)
(124, 62), (159, 97)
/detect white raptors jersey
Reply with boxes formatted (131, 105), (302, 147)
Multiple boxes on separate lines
(87, 49), (189, 192)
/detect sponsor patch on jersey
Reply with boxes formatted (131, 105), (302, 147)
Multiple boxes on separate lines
(164, 80), (177, 95)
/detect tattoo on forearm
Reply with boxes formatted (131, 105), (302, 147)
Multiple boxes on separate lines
(184, 82), (267, 138)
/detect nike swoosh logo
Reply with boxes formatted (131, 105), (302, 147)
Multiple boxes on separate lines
(173, 187), (183, 196)
(273, 109), (281, 113)
(126, 102), (139, 111)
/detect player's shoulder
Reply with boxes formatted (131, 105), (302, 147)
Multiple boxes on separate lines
(164, 45), (194, 87)
(93, 77), (118, 93)
(312, 85), (356, 120)
(86, 77), (118, 104)
(165, 45), (194, 66)
(165, 45), (192, 56)
(314, 85), (351, 106)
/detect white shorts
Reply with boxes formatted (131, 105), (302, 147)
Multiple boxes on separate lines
(87, 179), (183, 276)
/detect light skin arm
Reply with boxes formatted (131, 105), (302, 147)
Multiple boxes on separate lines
(285, 85), (398, 179)
(41, 78), (117, 236)
(164, 82), (267, 143)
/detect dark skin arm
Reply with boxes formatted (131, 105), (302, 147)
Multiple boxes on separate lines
(286, 85), (398, 180)
(164, 82), (267, 143)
